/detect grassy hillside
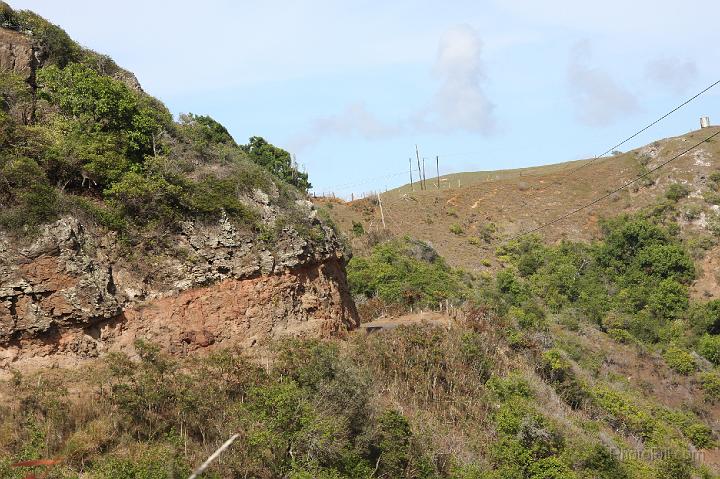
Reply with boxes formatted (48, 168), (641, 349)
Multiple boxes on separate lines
(323, 128), (720, 284)
(390, 158), (590, 196)
(3, 217), (720, 478)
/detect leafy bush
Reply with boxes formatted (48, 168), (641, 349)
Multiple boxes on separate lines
(487, 373), (534, 401)
(699, 372), (720, 402)
(663, 346), (697, 375)
(690, 300), (720, 335)
(351, 221), (364, 236)
(634, 244), (694, 283)
(590, 386), (656, 439)
(105, 172), (184, 226)
(449, 223), (464, 235)
(347, 237), (469, 308)
(375, 410), (412, 478)
(697, 334), (720, 365)
(0, 156), (59, 229)
(38, 64), (170, 161)
(665, 183), (690, 202)
(654, 452), (693, 479)
(13, 9), (80, 67)
(647, 279), (689, 320)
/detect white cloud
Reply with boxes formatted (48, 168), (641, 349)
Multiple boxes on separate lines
(415, 24), (496, 134)
(288, 103), (403, 152)
(645, 58), (698, 94)
(567, 41), (640, 127)
(291, 24), (496, 151)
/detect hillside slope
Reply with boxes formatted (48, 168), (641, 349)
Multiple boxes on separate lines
(324, 128), (720, 299)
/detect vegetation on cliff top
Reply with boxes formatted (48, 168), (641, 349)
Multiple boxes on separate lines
(0, 3), (310, 243)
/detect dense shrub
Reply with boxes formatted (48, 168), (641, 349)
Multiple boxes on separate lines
(697, 334), (720, 365)
(665, 183), (690, 202)
(38, 64), (170, 161)
(347, 237), (469, 308)
(663, 346), (697, 375)
(502, 215), (696, 340)
(0, 155), (59, 228)
(690, 300), (720, 335)
(13, 10), (80, 67)
(699, 372), (720, 402)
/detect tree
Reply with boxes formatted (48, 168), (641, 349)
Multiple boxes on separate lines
(242, 136), (310, 191)
(37, 64), (170, 161)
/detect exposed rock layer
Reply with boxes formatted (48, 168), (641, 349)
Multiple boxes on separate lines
(0, 215), (358, 370)
(0, 27), (34, 81)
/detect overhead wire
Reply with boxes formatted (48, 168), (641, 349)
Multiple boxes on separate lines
(314, 79), (719, 198)
(565, 79), (720, 176)
(507, 129), (720, 241)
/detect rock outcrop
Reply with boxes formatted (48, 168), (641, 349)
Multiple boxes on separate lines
(0, 210), (359, 371)
(0, 27), (35, 82)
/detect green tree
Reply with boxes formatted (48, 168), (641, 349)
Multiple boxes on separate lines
(38, 64), (170, 160)
(242, 136), (310, 191)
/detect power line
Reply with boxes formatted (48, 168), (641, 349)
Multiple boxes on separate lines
(566, 79), (720, 176)
(317, 78), (718, 195)
(508, 129), (720, 241)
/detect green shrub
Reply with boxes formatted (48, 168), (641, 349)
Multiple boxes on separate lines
(14, 10), (80, 67)
(607, 328), (634, 344)
(697, 334), (720, 365)
(347, 237), (468, 308)
(449, 223), (464, 235)
(577, 444), (628, 479)
(665, 183), (690, 202)
(663, 346), (697, 375)
(654, 452), (693, 479)
(703, 190), (720, 205)
(539, 349), (588, 409)
(375, 410), (412, 478)
(487, 373), (534, 401)
(634, 244), (695, 283)
(186, 176), (259, 227)
(0, 156), (59, 229)
(699, 372), (720, 402)
(105, 172), (184, 226)
(351, 221), (364, 236)
(242, 136), (310, 190)
(590, 387), (656, 439)
(509, 303), (546, 330)
(682, 422), (714, 449)
(689, 300), (720, 335)
(682, 204), (702, 221)
(647, 280), (689, 320)
(496, 269), (531, 306)
(490, 401), (569, 477)
(38, 64), (170, 160)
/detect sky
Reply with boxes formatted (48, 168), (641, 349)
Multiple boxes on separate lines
(10, 0), (720, 198)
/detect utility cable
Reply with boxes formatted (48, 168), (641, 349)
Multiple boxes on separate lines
(507, 129), (720, 241)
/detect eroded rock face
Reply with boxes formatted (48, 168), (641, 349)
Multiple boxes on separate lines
(0, 214), (359, 371)
(0, 27), (34, 82)
(0, 218), (119, 341)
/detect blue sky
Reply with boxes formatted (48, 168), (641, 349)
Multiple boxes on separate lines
(10, 0), (720, 197)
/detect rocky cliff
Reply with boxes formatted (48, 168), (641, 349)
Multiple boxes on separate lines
(0, 27), (35, 82)
(0, 203), (359, 371)
(0, 10), (360, 373)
